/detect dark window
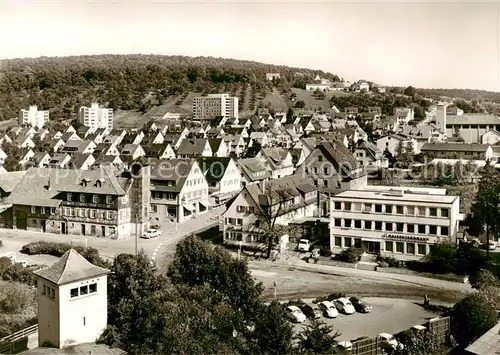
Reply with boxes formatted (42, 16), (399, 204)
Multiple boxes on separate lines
(407, 224), (415, 233)
(385, 205), (393, 214)
(70, 288), (78, 298)
(354, 238), (362, 249)
(344, 219), (352, 228)
(375, 204), (382, 213)
(375, 221), (382, 231)
(396, 223), (404, 232)
(344, 238), (352, 247)
(418, 225), (426, 234)
(385, 223), (393, 232)
(80, 285), (88, 295)
(89, 283), (97, 293)
(441, 208), (449, 218)
(334, 202), (341, 210)
(354, 220), (362, 229)
(429, 226), (437, 235)
(441, 226), (449, 236)
(407, 243), (415, 254)
(318, 155), (323, 162)
(344, 202), (351, 211)
(396, 205), (404, 214)
(385, 241), (393, 252)
(334, 219), (342, 227)
(334, 237), (342, 247)
(364, 221), (372, 230)
(429, 208), (437, 217)
(418, 244), (427, 255)
(396, 242), (404, 253)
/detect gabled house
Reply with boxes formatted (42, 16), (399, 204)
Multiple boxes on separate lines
(376, 134), (417, 157)
(227, 134), (247, 157)
(93, 143), (120, 157)
(198, 157), (242, 204)
(290, 148), (306, 168)
(25, 152), (51, 168)
(18, 149), (35, 167)
(249, 132), (269, 147)
(190, 127), (206, 138)
(60, 131), (81, 143)
(143, 143), (176, 160)
(76, 126), (95, 139)
(208, 138), (228, 157)
(93, 154), (123, 169)
(36, 128), (50, 141)
(142, 131), (165, 146)
(299, 116), (316, 134)
(68, 153), (95, 171)
(421, 143), (494, 161)
(163, 133), (184, 150)
(480, 129), (500, 145)
(61, 140), (97, 156)
(149, 159), (210, 224)
(48, 153), (72, 169)
(176, 138), (212, 158)
(19, 126), (37, 139)
(251, 116), (267, 129)
(13, 135), (35, 149)
(121, 131), (144, 146)
(394, 107), (414, 125)
(106, 129), (127, 146)
(65, 126), (77, 134)
(7, 126), (23, 137)
(293, 137), (317, 158)
(120, 144), (146, 161)
(0, 134), (12, 145)
(237, 157), (272, 186)
(256, 147), (294, 179)
(295, 141), (366, 201)
(51, 130), (63, 140)
(354, 141), (389, 173)
(39, 138), (65, 153)
(222, 175), (323, 248)
(207, 127), (225, 138)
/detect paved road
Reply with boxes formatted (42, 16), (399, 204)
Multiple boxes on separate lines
(0, 206), (224, 266)
(290, 298), (440, 342)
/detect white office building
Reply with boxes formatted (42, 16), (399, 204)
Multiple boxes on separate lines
(192, 94), (238, 121)
(19, 105), (49, 128)
(330, 185), (463, 260)
(79, 103), (113, 130)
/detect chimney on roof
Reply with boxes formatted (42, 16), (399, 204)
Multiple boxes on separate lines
(45, 178), (51, 191)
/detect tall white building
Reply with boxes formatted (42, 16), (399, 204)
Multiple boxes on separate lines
(33, 249), (110, 348)
(79, 103), (113, 130)
(192, 94), (238, 121)
(19, 105), (49, 128)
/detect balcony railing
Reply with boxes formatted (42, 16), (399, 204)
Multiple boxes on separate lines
(62, 201), (117, 210)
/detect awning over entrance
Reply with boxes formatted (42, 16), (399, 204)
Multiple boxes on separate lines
(361, 238), (381, 243)
(183, 203), (195, 212)
(199, 200), (212, 208)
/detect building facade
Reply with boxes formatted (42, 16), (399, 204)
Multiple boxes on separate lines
(19, 105), (49, 128)
(330, 185), (462, 260)
(79, 103), (114, 130)
(192, 94), (239, 121)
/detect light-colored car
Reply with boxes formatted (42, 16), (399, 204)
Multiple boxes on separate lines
(337, 341), (353, 350)
(488, 241), (496, 251)
(286, 305), (306, 323)
(141, 228), (161, 239)
(334, 298), (356, 314)
(379, 333), (402, 350)
(317, 301), (339, 318)
(297, 239), (311, 252)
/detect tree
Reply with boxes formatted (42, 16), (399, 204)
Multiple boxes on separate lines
(452, 293), (498, 347)
(167, 235), (263, 318)
(251, 301), (294, 355)
(394, 141), (414, 169)
(403, 86), (416, 97)
(1, 141), (22, 172)
(392, 329), (447, 355)
(241, 141), (261, 158)
(470, 161), (500, 257)
(296, 320), (341, 354)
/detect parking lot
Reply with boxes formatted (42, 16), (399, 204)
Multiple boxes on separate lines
(289, 297), (439, 342)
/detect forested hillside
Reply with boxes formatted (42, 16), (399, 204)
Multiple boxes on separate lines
(0, 54), (340, 121)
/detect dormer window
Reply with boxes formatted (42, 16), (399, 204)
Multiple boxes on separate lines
(80, 194), (86, 203)
(106, 196), (112, 204)
(93, 195), (99, 204)
(67, 193), (73, 202)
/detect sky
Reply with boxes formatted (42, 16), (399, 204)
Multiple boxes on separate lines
(0, 1), (499, 91)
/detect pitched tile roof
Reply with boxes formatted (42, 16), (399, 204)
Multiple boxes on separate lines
(0, 171), (27, 193)
(237, 157), (271, 182)
(207, 138), (223, 153)
(149, 158), (194, 192)
(34, 249), (109, 285)
(447, 114), (500, 126)
(464, 321), (500, 355)
(143, 143), (169, 157)
(198, 157), (232, 182)
(177, 139), (208, 155)
(421, 143), (491, 152)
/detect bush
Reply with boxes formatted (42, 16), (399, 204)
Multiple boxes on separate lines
(377, 255), (402, 268)
(0, 259), (39, 285)
(338, 247), (362, 263)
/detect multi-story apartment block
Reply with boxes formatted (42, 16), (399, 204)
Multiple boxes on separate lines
(79, 103), (114, 130)
(222, 175), (322, 248)
(149, 159), (210, 224)
(18, 105), (50, 128)
(330, 185), (462, 260)
(6, 165), (150, 238)
(192, 94), (238, 121)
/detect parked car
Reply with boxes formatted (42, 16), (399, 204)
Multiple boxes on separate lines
(286, 305), (306, 323)
(17, 260), (28, 268)
(334, 298), (356, 314)
(349, 297), (372, 313)
(488, 241), (497, 251)
(317, 301), (339, 318)
(379, 333), (403, 351)
(337, 341), (353, 351)
(141, 229), (161, 239)
(297, 239), (311, 252)
(310, 304), (323, 319)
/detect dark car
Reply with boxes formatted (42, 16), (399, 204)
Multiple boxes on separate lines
(349, 297), (372, 313)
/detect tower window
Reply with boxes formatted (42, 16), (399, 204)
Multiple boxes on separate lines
(80, 285), (88, 295)
(70, 288), (79, 298)
(89, 283), (97, 293)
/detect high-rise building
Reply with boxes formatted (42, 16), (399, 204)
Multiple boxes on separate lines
(79, 103), (113, 130)
(18, 105), (49, 128)
(192, 94), (238, 121)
